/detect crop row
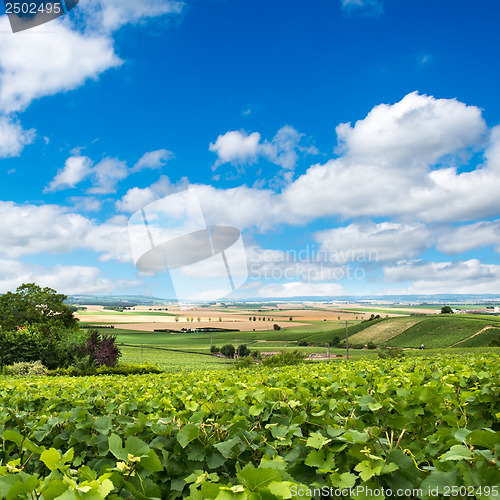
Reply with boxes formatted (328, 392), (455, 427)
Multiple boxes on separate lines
(0, 355), (499, 499)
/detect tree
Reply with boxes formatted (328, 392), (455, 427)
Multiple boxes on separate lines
(289, 317), (293, 321)
(0, 283), (78, 332)
(440, 306), (454, 314)
(273, 324), (281, 330)
(237, 345), (250, 357)
(220, 344), (235, 358)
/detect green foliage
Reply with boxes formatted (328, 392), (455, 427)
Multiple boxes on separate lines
(0, 324), (86, 370)
(0, 355), (499, 498)
(378, 346), (404, 358)
(261, 349), (306, 366)
(233, 356), (254, 369)
(0, 283), (78, 331)
(49, 362), (163, 376)
(4, 360), (48, 376)
(237, 344), (250, 357)
(441, 305), (454, 314)
(366, 341), (377, 350)
(220, 344), (235, 357)
(273, 323), (281, 330)
(386, 316), (498, 348)
(210, 345), (220, 353)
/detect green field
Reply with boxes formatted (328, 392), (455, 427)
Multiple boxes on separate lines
(0, 355), (499, 498)
(385, 316), (500, 348)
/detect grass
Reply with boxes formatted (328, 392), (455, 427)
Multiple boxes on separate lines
(385, 316), (500, 348)
(119, 345), (231, 371)
(348, 316), (425, 344)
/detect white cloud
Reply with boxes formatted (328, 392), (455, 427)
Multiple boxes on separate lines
(315, 222), (433, 263)
(0, 259), (137, 295)
(78, 0), (183, 34)
(436, 221), (500, 255)
(115, 175), (189, 213)
(257, 281), (346, 297)
(210, 131), (261, 167)
(0, 18), (121, 114)
(88, 157), (128, 194)
(133, 149), (173, 171)
(0, 116), (35, 157)
(0, 201), (131, 262)
(45, 155), (93, 192)
(341, 0), (383, 15)
(384, 259), (500, 294)
(0, 201), (92, 257)
(210, 126), (315, 171)
(115, 187), (157, 213)
(335, 91), (486, 168)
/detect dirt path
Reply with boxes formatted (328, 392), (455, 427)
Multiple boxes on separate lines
(449, 325), (496, 347)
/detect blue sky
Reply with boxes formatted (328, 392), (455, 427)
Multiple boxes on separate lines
(1, 0), (500, 299)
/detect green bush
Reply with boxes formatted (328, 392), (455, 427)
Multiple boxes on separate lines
(366, 341), (377, 350)
(378, 346), (404, 359)
(0, 325), (86, 370)
(220, 344), (235, 358)
(237, 345), (250, 357)
(5, 360), (48, 376)
(262, 350), (306, 367)
(273, 324), (281, 330)
(233, 357), (254, 369)
(49, 363), (163, 377)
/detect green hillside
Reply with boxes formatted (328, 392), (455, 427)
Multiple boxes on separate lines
(384, 316), (500, 348)
(348, 316), (424, 344)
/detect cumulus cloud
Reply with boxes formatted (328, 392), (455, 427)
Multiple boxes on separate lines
(0, 259), (138, 295)
(384, 259), (500, 294)
(210, 125), (315, 171)
(210, 130), (261, 167)
(133, 149), (173, 172)
(0, 201), (131, 262)
(78, 0), (184, 34)
(0, 201), (92, 257)
(45, 155), (93, 192)
(335, 91), (486, 168)
(315, 222), (433, 263)
(436, 221), (500, 255)
(0, 116), (35, 158)
(87, 157), (128, 194)
(0, 18), (121, 114)
(115, 175), (189, 213)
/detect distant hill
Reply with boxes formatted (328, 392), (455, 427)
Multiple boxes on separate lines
(66, 295), (169, 307)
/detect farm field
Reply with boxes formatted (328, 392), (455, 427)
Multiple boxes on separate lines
(0, 355), (499, 498)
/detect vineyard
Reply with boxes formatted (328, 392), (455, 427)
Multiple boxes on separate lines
(0, 354), (499, 499)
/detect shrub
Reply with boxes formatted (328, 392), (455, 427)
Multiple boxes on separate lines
(234, 357), (254, 369)
(220, 344), (235, 358)
(378, 347), (404, 359)
(5, 360), (48, 376)
(237, 345), (251, 357)
(50, 363), (163, 377)
(273, 324), (281, 330)
(0, 325), (86, 370)
(440, 306), (453, 314)
(331, 336), (341, 347)
(210, 345), (220, 353)
(78, 330), (121, 367)
(262, 350), (306, 367)
(366, 341), (377, 350)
